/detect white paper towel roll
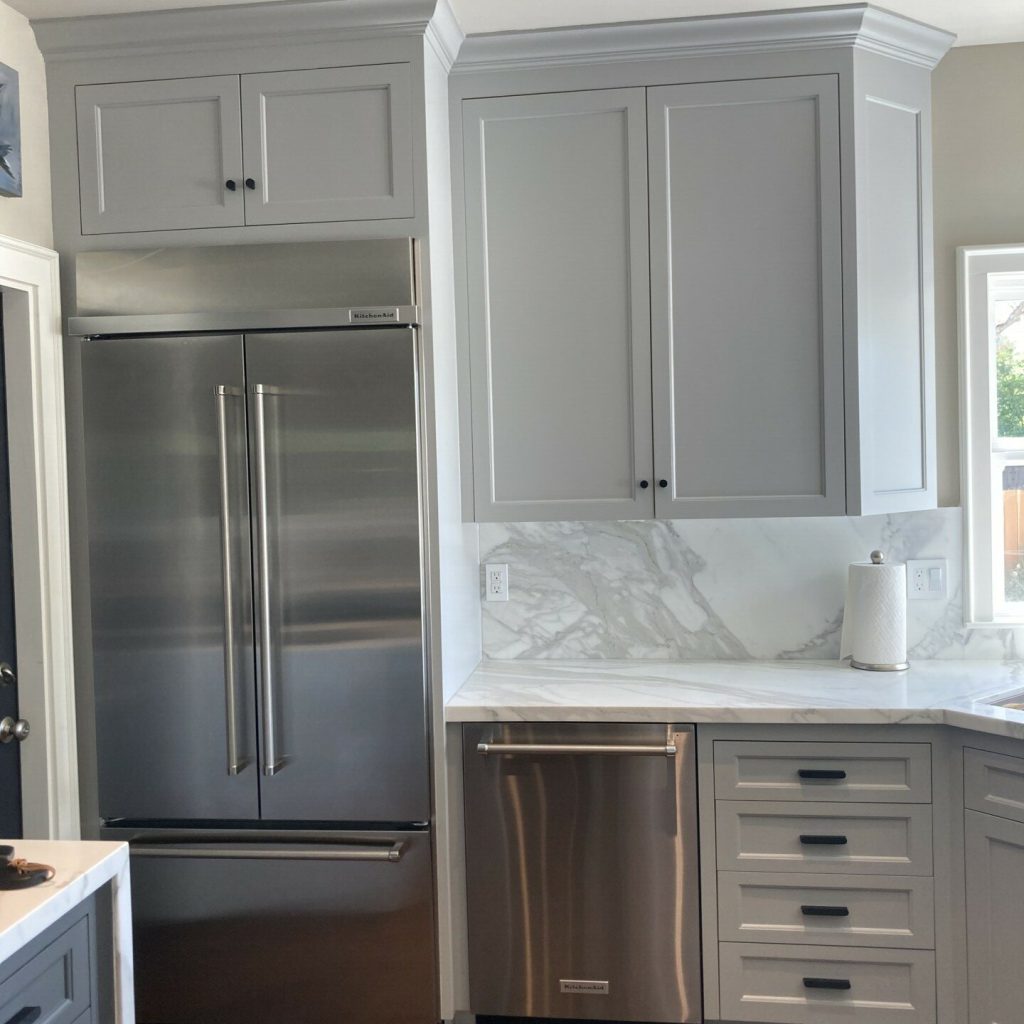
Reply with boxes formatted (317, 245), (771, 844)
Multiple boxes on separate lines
(839, 551), (908, 670)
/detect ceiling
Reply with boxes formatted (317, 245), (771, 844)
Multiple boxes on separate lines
(7, 0), (1024, 47)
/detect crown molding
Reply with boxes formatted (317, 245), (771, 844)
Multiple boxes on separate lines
(452, 3), (956, 75)
(424, 0), (465, 72)
(31, 0), (455, 62)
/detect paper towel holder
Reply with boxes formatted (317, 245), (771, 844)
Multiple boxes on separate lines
(850, 550), (910, 672)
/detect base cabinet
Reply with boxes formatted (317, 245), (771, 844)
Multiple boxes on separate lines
(965, 808), (1024, 1024)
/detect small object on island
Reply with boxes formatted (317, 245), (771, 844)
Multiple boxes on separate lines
(0, 845), (55, 889)
(839, 549), (909, 671)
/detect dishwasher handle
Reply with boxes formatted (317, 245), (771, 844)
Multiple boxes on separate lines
(477, 742), (677, 756)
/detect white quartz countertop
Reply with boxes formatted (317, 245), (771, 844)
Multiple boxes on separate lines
(0, 840), (129, 966)
(446, 659), (1024, 740)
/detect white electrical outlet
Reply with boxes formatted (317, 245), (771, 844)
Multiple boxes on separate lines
(906, 558), (947, 600)
(485, 563), (509, 602)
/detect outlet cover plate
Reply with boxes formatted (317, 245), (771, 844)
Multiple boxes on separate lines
(485, 562), (509, 602)
(906, 558), (947, 600)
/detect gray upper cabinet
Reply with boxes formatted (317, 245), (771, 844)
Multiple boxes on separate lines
(452, 9), (949, 523)
(76, 64), (414, 235)
(76, 76), (244, 234)
(240, 64), (414, 226)
(648, 76), (845, 518)
(462, 89), (654, 522)
(964, 808), (1024, 1024)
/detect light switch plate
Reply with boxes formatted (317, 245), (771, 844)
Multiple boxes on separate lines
(906, 558), (947, 600)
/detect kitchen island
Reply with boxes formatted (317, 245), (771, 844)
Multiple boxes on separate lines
(0, 840), (134, 1024)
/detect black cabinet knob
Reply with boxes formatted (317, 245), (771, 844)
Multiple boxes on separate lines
(658, 479), (668, 488)
(245, 178), (257, 190)
(225, 179), (237, 191)
(639, 480), (649, 489)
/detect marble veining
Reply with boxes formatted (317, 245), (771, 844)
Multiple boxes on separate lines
(479, 508), (1024, 661)
(447, 658), (1024, 741)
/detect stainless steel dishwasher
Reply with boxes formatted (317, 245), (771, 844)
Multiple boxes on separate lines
(462, 722), (701, 1023)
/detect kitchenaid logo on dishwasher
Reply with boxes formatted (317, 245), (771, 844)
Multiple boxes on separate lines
(560, 980), (609, 995)
(350, 308), (399, 322)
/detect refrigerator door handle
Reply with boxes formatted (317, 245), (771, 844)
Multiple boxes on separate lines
(130, 841), (406, 862)
(215, 385), (248, 777)
(252, 383), (283, 777)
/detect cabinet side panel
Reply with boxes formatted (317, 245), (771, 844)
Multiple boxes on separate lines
(851, 54), (936, 514)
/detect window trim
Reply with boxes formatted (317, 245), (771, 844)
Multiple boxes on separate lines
(959, 244), (1024, 626)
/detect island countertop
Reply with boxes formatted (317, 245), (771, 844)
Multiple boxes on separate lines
(445, 659), (1024, 740)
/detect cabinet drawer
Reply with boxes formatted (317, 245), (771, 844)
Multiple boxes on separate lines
(964, 746), (1024, 823)
(0, 916), (92, 1024)
(717, 872), (934, 948)
(718, 943), (936, 1024)
(714, 741), (932, 802)
(716, 802), (933, 875)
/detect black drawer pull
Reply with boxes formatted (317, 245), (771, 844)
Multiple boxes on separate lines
(801, 905), (850, 917)
(803, 977), (851, 991)
(798, 769), (847, 780)
(6, 1008), (42, 1024)
(800, 834), (848, 846)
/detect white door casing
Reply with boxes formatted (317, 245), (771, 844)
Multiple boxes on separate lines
(0, 233), (79, 839)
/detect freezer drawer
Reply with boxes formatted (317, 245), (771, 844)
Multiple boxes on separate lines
(462, 723), (701, 1023)
(120, 830), (436, 1024)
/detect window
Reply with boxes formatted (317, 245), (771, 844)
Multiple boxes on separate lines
(960, 245), (1024, 624)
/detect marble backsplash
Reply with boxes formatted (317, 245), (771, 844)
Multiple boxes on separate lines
(478, 508), (1024, 661)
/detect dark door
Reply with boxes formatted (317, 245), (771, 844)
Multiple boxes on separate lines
(0, 296), (22, 838)
(244, 330), (429, 824)
(82, 335), (260, 822)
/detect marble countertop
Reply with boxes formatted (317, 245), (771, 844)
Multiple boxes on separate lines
(0, 839), (129, 966)
(446, 659), (1024, 740)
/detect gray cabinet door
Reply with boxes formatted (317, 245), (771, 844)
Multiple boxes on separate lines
(76, 76), (244, 234)
(463, 88), (654, 522)
(648, 76), (845, 518)
(965, 809), (1024, 1024)
(240, 64), (414, 226)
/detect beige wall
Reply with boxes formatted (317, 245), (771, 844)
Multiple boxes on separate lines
(933, 42), (1024, 507)
(0, 0), (52, 249)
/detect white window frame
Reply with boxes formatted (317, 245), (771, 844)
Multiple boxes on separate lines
(959, 244), (1024, 625)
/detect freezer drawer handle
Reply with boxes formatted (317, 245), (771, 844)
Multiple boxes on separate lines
(801, 905), (850, 917)
(803, 977), (852, 991)
(253, 384), (283, 777)
(130, 841), (405, 862)
(215, 385), (249, 777)
(797, 769), (847, 780)
(476, 742), (677, 756)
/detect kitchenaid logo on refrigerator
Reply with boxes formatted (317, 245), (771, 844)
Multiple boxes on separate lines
(559, 980), (609, 996)
(350, 308), (399, 322)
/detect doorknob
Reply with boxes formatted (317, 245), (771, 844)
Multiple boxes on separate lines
(0, 717), (29, 744)
(0, 663), (14, 687)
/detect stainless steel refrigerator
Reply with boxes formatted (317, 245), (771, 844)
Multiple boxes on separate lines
(70, 241), (436, 1024)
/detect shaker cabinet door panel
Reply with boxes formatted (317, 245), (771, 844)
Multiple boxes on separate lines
(463, 89), (654, 521)
(240, 64), (414, 225)
(76, 76), (244, 234)
(965, 809), (1024, 1024)
(648, 75), (845, 518)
